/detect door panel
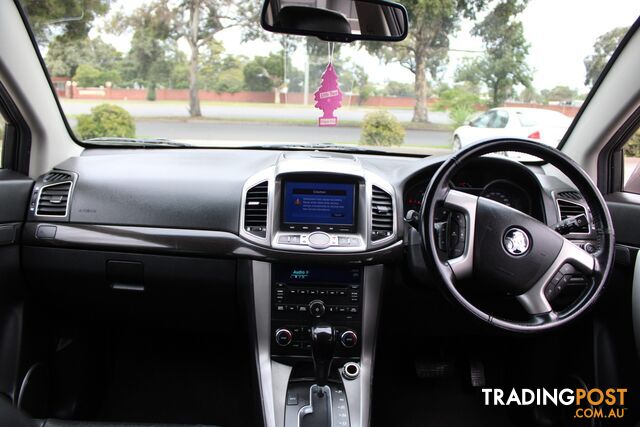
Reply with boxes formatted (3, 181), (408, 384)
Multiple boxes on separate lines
(600, 193), (640, 418)
(0, 169), (33, 403)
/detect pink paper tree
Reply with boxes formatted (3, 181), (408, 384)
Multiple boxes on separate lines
(314, 63), (343, 127)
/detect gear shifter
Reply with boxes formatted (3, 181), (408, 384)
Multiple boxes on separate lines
(310, 323), (335, 386)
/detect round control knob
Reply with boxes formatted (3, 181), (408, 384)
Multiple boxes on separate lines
(275, 328), (292, 347)
(584, 242), (596, 254)
(340, 330), (358, 348)
(308, 232), (331, 249)
(309, 300), (326, 318)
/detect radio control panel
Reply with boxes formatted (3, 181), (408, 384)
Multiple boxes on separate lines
(271, 265), (362, 358)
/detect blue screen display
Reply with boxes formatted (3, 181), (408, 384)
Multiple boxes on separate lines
(283, 181), (355, 226)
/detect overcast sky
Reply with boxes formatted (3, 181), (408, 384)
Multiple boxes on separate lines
(95, 0), (640, 93)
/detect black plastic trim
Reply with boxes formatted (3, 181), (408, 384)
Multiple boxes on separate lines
(260, 0), (409, 43)
(0, 81), (31, 174)
(597, 106), (640, 193)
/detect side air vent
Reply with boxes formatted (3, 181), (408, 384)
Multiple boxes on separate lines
(557, 199), (588, 233)
(43, 171), (72, 183)
(371, 185), (394, 241)
(244, 181), (269, 238)
(37, 182), (72, 216)
(557, 190), (582, 201)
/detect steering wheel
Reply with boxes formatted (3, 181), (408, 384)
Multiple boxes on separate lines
(420, 139), (615, 332)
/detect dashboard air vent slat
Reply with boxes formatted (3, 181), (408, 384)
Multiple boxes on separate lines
(37, 182), (71, 216)
(244, 181), (268, 238)
(43, 171), (72, 182)
(371, 186), (393, 241)
(557, 191), (582, 201)
(557, 199), (588, 233)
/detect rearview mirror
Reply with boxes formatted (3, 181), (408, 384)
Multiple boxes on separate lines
(261, 0), (408, 43)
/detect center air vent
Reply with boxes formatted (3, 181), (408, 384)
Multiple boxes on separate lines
(371, 185), (393, 241)
(244, 181), (269, 238)
(37, 182), (72, 216)
(557, 199), (588, 233)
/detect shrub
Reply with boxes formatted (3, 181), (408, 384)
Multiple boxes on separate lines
(147, 82), (157, 101)
(449, 105), (476, 127)
(624, 131), (640, 157)
(214, 68), (245, 94)
(75, 104), (135, 140)
(73, 64), (103, 87)
(434, 85), (485, 126)
(360, 111), (405, 147)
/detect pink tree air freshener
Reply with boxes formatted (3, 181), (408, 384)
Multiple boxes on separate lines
(314, 56), (343, 127)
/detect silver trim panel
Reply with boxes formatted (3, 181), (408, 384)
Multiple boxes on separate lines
(252, 261), (292, 427)
(443, 189), (478, 280)
(34, 180), (73, 218)
(516, 239), (595, 314)
(240, 154), (399, 253)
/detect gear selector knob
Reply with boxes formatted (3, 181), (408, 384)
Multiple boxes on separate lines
(310, 323), (335, 386)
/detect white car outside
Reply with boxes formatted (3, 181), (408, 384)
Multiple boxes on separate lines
(452, 107), (572, 151)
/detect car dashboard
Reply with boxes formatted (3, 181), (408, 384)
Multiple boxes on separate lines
(19, 147), (602, 427)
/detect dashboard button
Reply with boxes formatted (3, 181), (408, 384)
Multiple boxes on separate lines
(308, 232), (331, 249)
(340, 330), (358, 348)
(275, 329), (293, 347)
(309, 300), (326, 317)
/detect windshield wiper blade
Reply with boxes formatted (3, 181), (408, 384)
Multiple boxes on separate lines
(83, 137), (192, 147)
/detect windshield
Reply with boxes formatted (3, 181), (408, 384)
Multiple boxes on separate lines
(19, 0), (639, 156)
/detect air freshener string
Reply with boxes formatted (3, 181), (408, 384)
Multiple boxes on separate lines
(328, 42), (335, 64)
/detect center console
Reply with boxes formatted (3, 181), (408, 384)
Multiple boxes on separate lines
(252, 261), (382, 427)
(245, 155), (391, 427)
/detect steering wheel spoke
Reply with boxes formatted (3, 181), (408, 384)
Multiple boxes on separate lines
(442, 189), (478, 281)
(516, 238), (595, 316)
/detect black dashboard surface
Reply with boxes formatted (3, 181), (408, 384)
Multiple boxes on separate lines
(44, 148), (572, 239)
(53, 149), (433, 232)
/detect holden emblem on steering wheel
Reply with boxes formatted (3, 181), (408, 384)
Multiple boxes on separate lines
(503, 228), (530, 256)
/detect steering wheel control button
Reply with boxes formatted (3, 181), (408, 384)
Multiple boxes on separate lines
(545, 264), (577, 301)
(308, 232), (331, 249)
(502, 227), (530, 256)
(309, 300), (326, 317)
(340, 330), (358, 348)
(448, 212), (467, 258)
(275, 328), (293, 347)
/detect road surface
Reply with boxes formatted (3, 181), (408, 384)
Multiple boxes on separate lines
(131, 119), (452, 147)
(61, 99), (453, 125)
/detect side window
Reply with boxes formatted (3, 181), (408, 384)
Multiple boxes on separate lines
(623, 130), (640, 194)
(488, 110), (509, 128)
(472, 111), (494, 128)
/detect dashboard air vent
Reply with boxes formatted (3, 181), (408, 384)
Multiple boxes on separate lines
(371, 186), (393, 241)
(43, 171), (72, 183)
(557, 191), (582, 201)
(37, 182), (71, 216)
(557, 199), (588, 233)
(244, 181), (268, 238)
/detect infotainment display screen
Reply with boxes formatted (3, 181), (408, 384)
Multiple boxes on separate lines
(282, 181), (356, 231)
